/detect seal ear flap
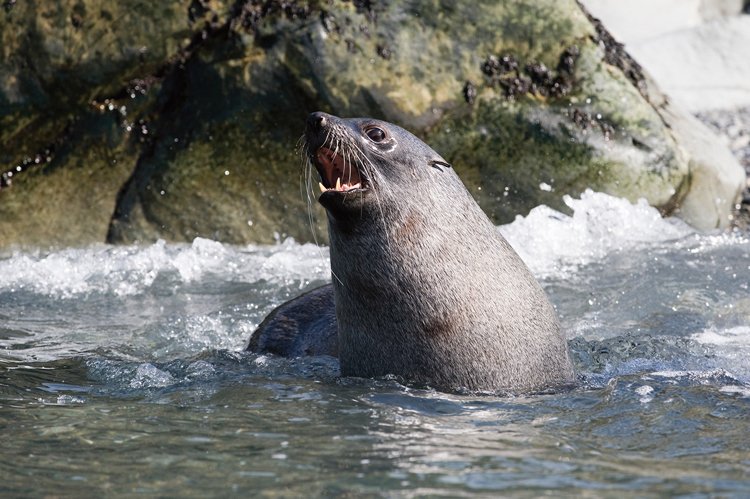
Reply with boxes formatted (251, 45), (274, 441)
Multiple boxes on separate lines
(430, 160), (453, 172)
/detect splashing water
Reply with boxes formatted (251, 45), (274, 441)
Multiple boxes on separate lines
(500, 189), (695, 277)
(1, 191), (749, 496)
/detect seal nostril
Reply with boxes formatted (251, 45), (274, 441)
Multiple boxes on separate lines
(307, 112), (327, 130)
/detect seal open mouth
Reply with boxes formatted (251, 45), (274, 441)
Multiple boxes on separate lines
(314, 147), (364, 194)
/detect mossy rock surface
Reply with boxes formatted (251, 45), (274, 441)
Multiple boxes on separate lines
(0, 0), (744, 247)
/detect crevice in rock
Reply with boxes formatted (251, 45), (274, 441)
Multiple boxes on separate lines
(2, 1), (323, 191)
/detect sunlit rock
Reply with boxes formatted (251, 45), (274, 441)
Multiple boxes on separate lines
(0, 0), (745, 247)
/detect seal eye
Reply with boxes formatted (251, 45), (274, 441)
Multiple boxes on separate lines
(365, 126), (387, 143)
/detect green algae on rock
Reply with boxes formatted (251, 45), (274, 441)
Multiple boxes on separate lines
(0, 0), (744, 247)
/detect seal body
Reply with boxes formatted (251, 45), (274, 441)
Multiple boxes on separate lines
(249, 112), (575, 394)
(246, 284), (337, 357)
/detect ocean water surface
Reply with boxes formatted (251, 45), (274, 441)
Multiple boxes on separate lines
(1, 190), (749, 496)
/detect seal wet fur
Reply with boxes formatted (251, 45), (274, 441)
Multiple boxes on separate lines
(248, 112), (575, 394)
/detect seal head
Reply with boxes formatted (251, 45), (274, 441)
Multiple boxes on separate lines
(305, 112), (454, 228)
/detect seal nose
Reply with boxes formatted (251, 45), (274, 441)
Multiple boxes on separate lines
(307, 112), (328, 132)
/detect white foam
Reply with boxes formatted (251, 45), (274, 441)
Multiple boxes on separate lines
(256, 237), (330, 283)
(0, 191), (734, 297)
(0, 237), (330, 298)
(171, 237), (230, 282)
(0, 240), (171, 297)
(56, 395), (86, 404)
(692, 326), (750, 346)
(129, 363), (176, 389)
(719, 385), (750, 397)
(649, 368), (738, 383)
(635, 384), (654, 404)
(499, 190), (694, 276)
(148, 314), (252, 359)
(690, 327), (750, 382)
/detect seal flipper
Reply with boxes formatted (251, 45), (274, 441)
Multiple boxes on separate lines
(246, 284), (338, 357)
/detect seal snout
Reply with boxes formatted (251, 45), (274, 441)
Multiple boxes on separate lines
(305, 112), (366, 196)
(304, 112), (333, 151)
(307, 111), (328, 132)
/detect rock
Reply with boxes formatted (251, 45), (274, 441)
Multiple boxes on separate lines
(0, 0), (745, 248)
(0, 0), (195, 246)
(698, 107), (750, 171)
(628, 16), (750, 112)
(696, 105), (750, 226)
(580, 0), (750, 112)
(581, 0), (744, 42)
(700, 0), (746, 18)
(665, 104), (747, 227)
(581, 0), (749, 223)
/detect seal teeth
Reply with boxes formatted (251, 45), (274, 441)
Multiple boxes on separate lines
(319, 182), (326, 193)
(336, 177), (341, 190)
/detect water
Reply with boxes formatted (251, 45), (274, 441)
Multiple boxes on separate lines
(1, 190), (749, 497)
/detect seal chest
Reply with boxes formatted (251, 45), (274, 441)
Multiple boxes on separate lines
(249, 112), (575, 394)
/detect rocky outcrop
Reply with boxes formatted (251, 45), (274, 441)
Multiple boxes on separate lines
(0, 1), (193, 246)
(581, 0), (745, 42)
(582, 0), (750, 112)
(580, 0), (750, 224)
(0, 0), (745, 247)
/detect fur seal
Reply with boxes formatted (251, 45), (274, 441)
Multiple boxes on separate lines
(248, 112), (575, 394)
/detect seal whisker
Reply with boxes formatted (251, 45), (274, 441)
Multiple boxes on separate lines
(345, 147), (355, 200)
(297, 134), (314, 217)
(302, 152), (324, 250)
(346, 142), (394, 255)
(345, 146), (353, 188)
(296, 134), (331, 283)
(349, 142), (394, 204)
(295, 133), (307, 151)
(352, 142), (398, 207)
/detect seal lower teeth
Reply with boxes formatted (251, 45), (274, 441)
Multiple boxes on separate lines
(315, 147), (363, 193)
(318, 179), (362, 193)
